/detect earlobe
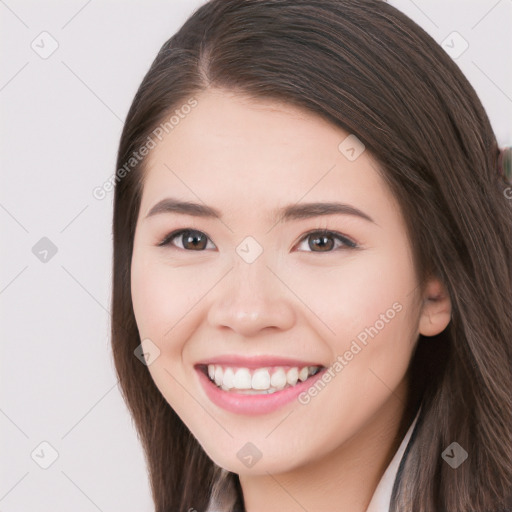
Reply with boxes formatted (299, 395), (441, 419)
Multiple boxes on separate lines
(418, 277), (452, 337)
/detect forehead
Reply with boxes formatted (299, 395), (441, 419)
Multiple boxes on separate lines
(140, 88), (398, 224)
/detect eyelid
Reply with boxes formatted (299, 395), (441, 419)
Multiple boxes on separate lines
(295, 228), (358, 250)
(157, 228), (359, 251)
(157, 228), (217, 249)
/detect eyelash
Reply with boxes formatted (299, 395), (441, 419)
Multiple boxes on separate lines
(157, 228), (359, 252)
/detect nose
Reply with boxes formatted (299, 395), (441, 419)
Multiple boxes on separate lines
(207, 255), (296, 337)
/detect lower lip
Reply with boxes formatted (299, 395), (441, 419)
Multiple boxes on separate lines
(195, 367), (327, 415)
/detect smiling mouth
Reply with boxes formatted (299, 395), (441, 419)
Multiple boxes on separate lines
(197, 364), (325, 395)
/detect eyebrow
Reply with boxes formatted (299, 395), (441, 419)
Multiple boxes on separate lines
(144, 198), (376, 224)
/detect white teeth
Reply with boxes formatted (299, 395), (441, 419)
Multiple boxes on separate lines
(286, 367), (298, 386)
(205, 364), (322, 393)
(233, 368), (252, 389)
(251, 369), (271, 390)
(214, 366), (223, 387)
(298, 367), (309, 382)
(270, 368), (287, 389)
(222, 367), (235, 389)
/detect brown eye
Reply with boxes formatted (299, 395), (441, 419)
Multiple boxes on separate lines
(158, 228), (357, 253)
(159, 229), (215, 251)
(296, 230), (357, 252)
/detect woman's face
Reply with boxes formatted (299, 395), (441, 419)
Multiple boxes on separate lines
(130, 88), (448, 475)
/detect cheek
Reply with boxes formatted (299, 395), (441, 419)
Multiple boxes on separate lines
(130, 256), (189, 359)
(286, 246), (419, 380)
(293, 249), (415, 329)
(130, 251), (201, 342)
(130, 252), (206, 421)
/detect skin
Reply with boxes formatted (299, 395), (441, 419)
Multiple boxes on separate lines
(130, 88), (452, 512)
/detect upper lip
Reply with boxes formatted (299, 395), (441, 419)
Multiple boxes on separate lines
(195, 355), (324, 369)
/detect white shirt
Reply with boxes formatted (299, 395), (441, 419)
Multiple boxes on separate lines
(206, 408), (421, 512)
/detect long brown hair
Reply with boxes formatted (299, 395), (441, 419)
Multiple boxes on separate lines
(111, 1), (512, 510)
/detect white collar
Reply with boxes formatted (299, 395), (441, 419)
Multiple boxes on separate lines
(206, 407), (421, 512)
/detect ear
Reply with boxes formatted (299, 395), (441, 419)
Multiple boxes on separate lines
(418, 276), (452, 337)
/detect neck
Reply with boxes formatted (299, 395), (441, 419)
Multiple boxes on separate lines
(239, 378), (413, 512)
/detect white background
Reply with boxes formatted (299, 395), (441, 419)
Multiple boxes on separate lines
(1, 1), (511, 511)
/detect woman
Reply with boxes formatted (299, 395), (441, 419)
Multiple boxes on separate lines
(111, 1), (512, 510)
